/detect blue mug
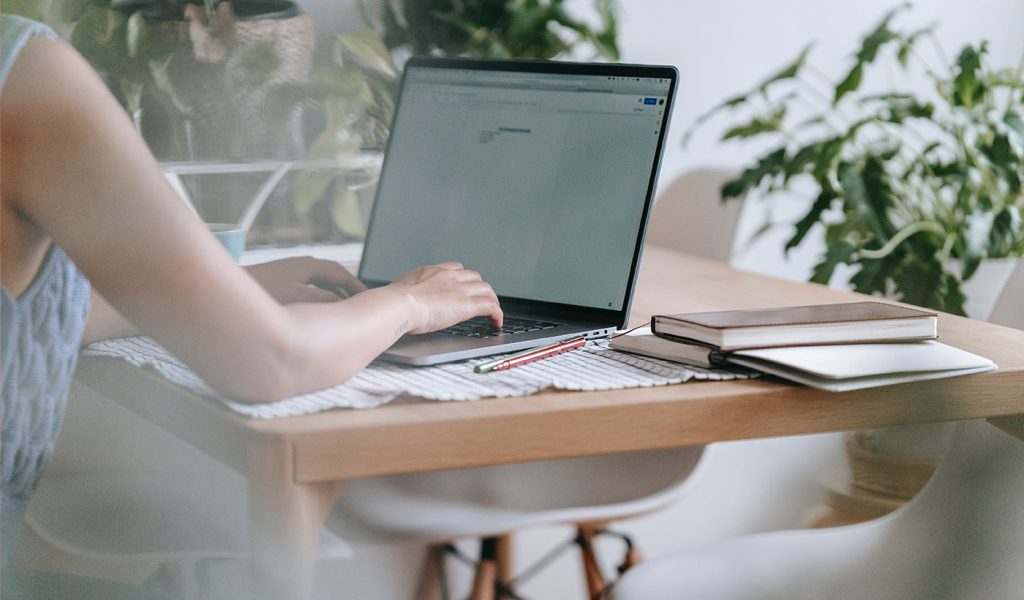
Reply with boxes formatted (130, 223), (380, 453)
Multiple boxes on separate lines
(208, 223), (246, 261)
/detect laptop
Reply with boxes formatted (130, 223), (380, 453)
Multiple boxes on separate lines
(359, 56), (678, 365)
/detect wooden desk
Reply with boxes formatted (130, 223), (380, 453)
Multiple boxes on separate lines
(73, 246), (1024, 598)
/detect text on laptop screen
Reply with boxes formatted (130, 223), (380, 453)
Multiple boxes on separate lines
(360, 65), (670, 311)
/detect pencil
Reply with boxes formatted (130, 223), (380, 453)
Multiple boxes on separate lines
(474, 337), (588, 373)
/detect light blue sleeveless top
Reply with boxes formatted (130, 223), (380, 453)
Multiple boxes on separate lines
(1, 15), (92, 567)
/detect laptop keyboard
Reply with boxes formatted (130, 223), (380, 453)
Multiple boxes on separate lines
(442, 316), (562, 339)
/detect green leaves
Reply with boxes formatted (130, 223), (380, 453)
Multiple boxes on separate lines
(897, 26), (932, 67)
(148, 55), (193, 116)
(758, 44), (813, 95)
(684, 45), (810, 148)
(788, 189), (836, 253)
(811, 240), (856, 285)
(381, 0), (619, 61)
(834, 3), (915, 104)
(952, 43), (986, 107)
(280, 27), (399, 236)
(331, 185), (368, 239)
(834, 63), (864, 104)
(1006, 112), (1024, 139)
(338, 29), (398, 79)
(592, 0), (620, 61)
(721, 147), (787, 199)
(895, 257), (966, 314)
(862, 93), (935, 123)
(70, 4), (127, 75)
(125, 10), (146, 59)
(854, 6), (903, 64)
(697, 4), (1024, 315)
(722, 106), (788, 140)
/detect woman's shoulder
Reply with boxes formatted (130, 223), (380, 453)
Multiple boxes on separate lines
(1, 14), (58, 90)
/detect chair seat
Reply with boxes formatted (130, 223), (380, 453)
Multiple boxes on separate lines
(327, 446), (707, 543)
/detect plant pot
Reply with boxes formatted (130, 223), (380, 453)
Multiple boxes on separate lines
(844, 424), (954, 494)
(131, 0), (315, 160)
(230, 0), (315, 156)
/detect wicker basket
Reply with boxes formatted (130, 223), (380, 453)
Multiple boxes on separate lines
(844, 432), (939, 500)
(232, 1), (315, 153)
(142, 1), (315, 159)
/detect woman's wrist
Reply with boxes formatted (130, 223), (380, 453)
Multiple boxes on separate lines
(370, 285), (423, 338)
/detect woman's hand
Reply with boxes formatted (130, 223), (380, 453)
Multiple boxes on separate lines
(245, 257), (366, 304)
(388, 262), (503, 333)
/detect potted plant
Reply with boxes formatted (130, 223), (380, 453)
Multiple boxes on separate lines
(692, 3), (1023, 317)
(694, 4), (1023, 523)
(13, 0), (318, 160)
(271, 29), (400, 241)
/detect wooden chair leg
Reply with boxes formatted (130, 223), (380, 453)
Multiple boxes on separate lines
(415, 544), (445, 600)
(470, 537), (498, 600)
(494, 534), (513, 585)
(619, 544), (643, 574)
(577, 525), (606, 600)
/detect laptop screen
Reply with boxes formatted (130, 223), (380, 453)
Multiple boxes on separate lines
(360, 59), (675, 314)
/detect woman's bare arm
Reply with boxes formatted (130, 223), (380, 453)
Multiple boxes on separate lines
(82, 288), (137, 344)
(82, 256), (369, 344)
(2, 37), (501, 403)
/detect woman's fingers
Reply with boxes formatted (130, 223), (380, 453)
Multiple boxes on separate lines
(448, 280), (503, 329)
(301, 285), (350, 303)
(305, 258), (366, 297)
(452, 268), (483, 283)
(389, 263), (504, 333)
(479, 296), (504, 329)
(246, 256), (365, 304)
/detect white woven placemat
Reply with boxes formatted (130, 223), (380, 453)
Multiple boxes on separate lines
(84, 337), (756, 419)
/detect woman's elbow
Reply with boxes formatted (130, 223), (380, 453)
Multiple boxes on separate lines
(223, 364), (361, 405)
(202, 335), (303, 405)
(221, 375), (294, 405)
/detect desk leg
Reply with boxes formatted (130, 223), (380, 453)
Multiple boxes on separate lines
(247, 440), (342, 600)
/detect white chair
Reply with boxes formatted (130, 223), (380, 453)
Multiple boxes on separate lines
(612, 259), (1024, 600)
(324, 447), (707, 598)
(611, 419), (1024, 600)
(645, 168), (746, 263)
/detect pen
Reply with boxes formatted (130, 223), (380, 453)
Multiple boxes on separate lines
(474, 336), (588, 373)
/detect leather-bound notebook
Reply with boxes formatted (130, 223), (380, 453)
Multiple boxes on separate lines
(651, 301), (937, 351)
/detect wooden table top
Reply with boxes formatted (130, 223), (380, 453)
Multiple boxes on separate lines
(76, 246), (1024, 483)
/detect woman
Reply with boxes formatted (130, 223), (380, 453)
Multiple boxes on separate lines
(0, 13), (502, 596)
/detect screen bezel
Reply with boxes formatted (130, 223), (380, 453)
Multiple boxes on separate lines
(359, 56), (679, 329)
